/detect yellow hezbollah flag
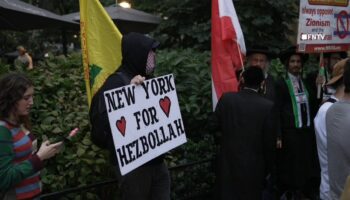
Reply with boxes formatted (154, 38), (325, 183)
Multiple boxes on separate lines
(79, 0), (122, 106)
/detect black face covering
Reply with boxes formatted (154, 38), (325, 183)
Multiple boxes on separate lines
(145, 50), (156, 75)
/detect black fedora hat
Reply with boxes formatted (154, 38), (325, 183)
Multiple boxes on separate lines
(279, 46), (309, 64)
(246, 45), (276, 60)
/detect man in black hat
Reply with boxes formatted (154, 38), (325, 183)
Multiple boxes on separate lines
(276, 46), (320, 199)
(245, 45), (281, 199)
(246, 45), (282, 150)
(246, 45), (277, 102)
(215, 66), (275, 200)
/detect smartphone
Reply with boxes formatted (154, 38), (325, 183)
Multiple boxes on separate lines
(51, 128), (79, 143)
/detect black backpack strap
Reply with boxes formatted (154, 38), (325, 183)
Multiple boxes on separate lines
(325, 97), (337, 104)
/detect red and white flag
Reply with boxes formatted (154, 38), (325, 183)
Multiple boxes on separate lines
(211, 0), (246, 110)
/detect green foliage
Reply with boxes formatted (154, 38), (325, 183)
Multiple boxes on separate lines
(2, 0), (300, 55)
(0, 29), (79, 61)
(28, 54), (117, 198)
(0, 59), (11, 75)
(0, 49), (217, 198)
(135, 0), (211, 50)
(1, 54), (115, 199)
(0, 31), (31, 54)
(155, 49), (215, 139)
(235, 0), (298, 52)
(269, 58), (286, 79)
(156, 49), (216, 198)
(168, 137), (215, 200)
(135, 0), (298, 52)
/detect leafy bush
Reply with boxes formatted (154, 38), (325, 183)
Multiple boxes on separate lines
(156, 49), (216, 199)
(0, 54), (115, 199)
(0, 49), (217, 199)
(27, 54), (117, 199)
(156, 49), (215, 138)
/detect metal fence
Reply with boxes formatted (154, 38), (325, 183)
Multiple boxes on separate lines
(40, 158), (213, 200)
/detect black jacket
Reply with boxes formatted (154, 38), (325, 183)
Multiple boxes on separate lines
(275, 73), (318, 130)
(214, 89), (275, 200)
(89, 33), (159, 164)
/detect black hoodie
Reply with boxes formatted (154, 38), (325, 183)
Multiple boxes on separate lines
(89, 32), (160, 165)
(119, 32), (159, 78)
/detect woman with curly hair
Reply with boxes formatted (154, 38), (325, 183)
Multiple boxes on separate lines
(0, 73), (62, 199)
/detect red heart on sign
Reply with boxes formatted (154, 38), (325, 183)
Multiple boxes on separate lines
(159, 96), (171, 117)
(116, 117), (126, 136)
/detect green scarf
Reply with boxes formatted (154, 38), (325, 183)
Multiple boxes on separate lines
(284, 75), (310, 128)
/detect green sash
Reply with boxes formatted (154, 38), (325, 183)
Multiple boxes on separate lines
(284, 76), (310, 128)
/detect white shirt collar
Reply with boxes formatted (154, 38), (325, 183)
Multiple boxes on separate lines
(288, 72), (300, 82)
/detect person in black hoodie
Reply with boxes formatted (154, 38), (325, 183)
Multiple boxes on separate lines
(89, 32), (170, 200)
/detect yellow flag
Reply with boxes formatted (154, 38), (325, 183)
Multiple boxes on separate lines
(79, 0), (122, 106)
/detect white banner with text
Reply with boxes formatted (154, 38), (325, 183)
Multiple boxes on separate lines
(104, 74), (187, 175)
(297, 0), (350, 53)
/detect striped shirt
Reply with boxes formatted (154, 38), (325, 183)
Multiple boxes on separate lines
(0, 120), (43, 199)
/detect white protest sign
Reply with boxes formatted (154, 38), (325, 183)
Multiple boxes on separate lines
(104, 74), (187, 175)
(297, 0), (350, 53)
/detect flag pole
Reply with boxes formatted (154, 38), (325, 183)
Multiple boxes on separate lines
(317, 52), (324, 99)
(236, 42), (244, 70)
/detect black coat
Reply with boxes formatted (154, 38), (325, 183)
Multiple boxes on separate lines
(214, 89), (275, 200)
(264, 75), (281, 139)
(264, 74), (277, 103)
(275, 73), (320, 130)
(275, 75), (320, 191)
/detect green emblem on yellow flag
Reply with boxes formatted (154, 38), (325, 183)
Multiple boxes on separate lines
(79, 0), (122, 106)
(89, 64), (102, 86)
